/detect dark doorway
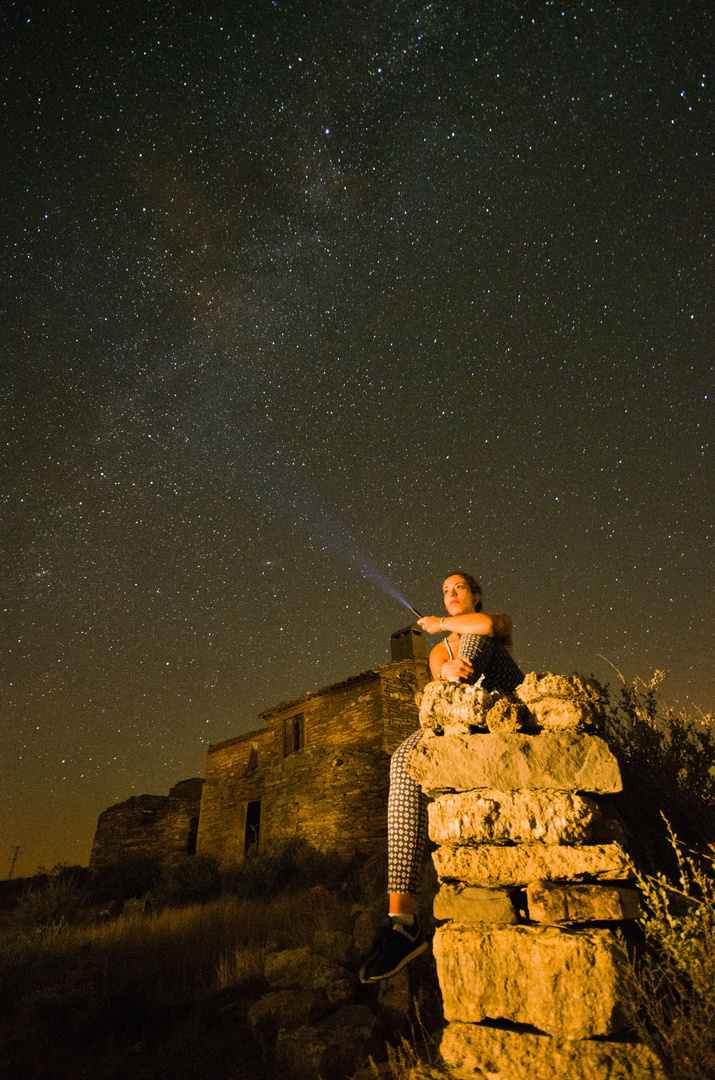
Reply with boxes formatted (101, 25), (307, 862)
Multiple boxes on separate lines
(245, 801), (261, 855)
(186, 815), (199, 855)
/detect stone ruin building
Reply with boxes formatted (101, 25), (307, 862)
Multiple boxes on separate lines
(89, 778), (204, 871)
(89, 625), (430, 869)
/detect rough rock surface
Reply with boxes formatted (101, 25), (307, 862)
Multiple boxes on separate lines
(515, 671), (605, 730)
(312, 929), (356, 966)
(419, 681), (495, 731)
(516, 671), (602, 704)
(247, 989), (320, 1037)
(352, 899), (388, 952)
(527, 880), (641, 923)
(415, 668), (647, 1077)
(264, 946), (353, 996)
(434, 923), (625, 1038)
(434, 842), (634, 887)
(440, 1022), (667, 1080)
(407, 731), (623, 795)
(428, 789), (600, 845)
(485, 696), (535, 733)
(433, 884), (517, 923)
(276, 1003), (378, 1080)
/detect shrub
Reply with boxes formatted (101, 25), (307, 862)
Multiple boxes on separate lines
(596, 671), (715, 842)
(623, 824), (715, 1080)
(15, 875), (88, 928)
(89, 859), (162, 905)
(151, 854), (222, 908)
(221, 837), (349, 900)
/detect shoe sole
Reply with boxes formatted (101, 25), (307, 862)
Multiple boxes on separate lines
(358, 939), (429, 984)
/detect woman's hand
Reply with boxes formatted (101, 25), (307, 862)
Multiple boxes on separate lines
(440, 657), (474, 683)
(417, 615), (443, 635)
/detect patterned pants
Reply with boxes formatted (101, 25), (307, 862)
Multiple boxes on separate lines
(387, 636), (524, 895)
(387, 728), (428, 895)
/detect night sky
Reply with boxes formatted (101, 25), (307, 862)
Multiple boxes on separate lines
(3, 1), (712, 877)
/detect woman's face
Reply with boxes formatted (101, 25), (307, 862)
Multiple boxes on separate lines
(442, 575), (479, 616)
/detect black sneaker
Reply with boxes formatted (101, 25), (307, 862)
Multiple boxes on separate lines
(359, 917), (428, 983)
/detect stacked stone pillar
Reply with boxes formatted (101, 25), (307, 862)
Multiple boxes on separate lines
(406, 673), (666, 1080)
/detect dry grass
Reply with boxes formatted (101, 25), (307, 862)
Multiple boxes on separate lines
(357, 1045), (452, 1080)
(590, 671), (715, 1078)
(352, 1000), (446, 1080)
(215, 944), (266, 991)
(0, 887), (355, 1080)
(1, 886), (352, 1004)
(622, 824), (715, 1080)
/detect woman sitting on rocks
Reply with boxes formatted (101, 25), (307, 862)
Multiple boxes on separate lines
(359, 572), (524, 984)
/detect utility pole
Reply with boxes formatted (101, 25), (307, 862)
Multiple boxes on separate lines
(8, 846), (20, 880)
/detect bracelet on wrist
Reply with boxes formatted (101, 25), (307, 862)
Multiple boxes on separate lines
(440, 617), (446, 631)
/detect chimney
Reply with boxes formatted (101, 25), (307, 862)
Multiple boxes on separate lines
(390, 624), (427, 662)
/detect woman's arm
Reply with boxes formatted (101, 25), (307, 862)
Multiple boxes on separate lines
(428, 640), (474, 683)
(419, 612), (512, 639)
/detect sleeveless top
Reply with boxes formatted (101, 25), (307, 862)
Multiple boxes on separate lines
(447, 633), (524, 694)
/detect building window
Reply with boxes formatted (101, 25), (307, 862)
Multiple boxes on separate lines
(245, 801), (260, 855)
(283, 713), (304, 757)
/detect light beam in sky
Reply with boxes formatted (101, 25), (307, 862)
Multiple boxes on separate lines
(121, 358), (420, 615)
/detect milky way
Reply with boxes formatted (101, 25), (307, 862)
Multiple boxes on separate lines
(3, 0), (712, 875)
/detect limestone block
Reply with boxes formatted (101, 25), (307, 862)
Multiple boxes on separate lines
(434, 884), (517, 923)
(515, 671), (605, 730)
(441, 1021), (667, 1080)
(517, 670), (601, 703)
(434, 923), (625, 1038)
(428, 789), (600, 846)
(406, 731), (623, 795)
(527, 880), (641, 923)
(277, 1003), (378, 1080)
(419, 680), (494, 731)
(434, 842), (634, 887)
(485, 696), (536, 733)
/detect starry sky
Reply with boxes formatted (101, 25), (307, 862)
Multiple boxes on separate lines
(3, 0), (712, 877)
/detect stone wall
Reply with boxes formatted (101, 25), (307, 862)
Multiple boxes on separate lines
(406, 673), (666, 1080)
(196, 658), (430, 865)
(193, 728), (270, 866)
(89, 777), (204, 871)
